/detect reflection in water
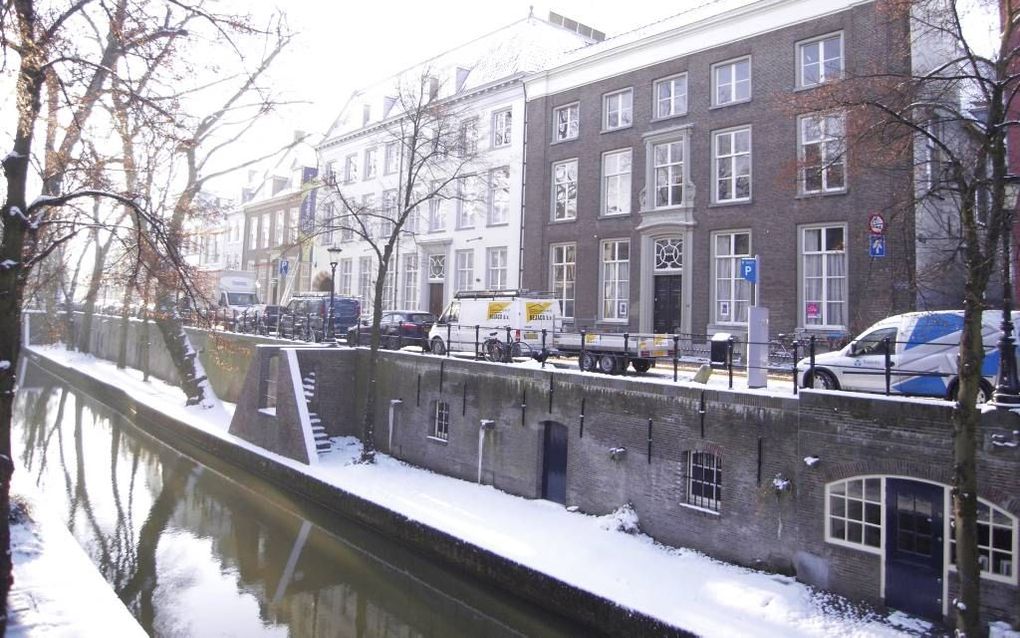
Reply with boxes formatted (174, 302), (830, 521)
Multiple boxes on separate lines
(13, 363), (577, 637)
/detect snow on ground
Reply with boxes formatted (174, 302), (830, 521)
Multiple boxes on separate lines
(8, 473), (145, 637)
(27, 345), (931, 637)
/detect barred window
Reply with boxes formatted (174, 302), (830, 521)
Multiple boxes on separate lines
(431, 401), (450, 441)
(686, 451), (722, 511)
(827, 477), (882, 550)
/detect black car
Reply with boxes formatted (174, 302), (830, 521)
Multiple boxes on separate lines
(279, 294), (361, 341)
(349, 310), (436, 349)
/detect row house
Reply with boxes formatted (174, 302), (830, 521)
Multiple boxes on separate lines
(520, 0), (921, 341)
(314, 14), (600, 317)
(242, 139), (319, 305)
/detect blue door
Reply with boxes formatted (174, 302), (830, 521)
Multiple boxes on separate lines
(541, 421), (567, 505)
(885, 479), (944, 620)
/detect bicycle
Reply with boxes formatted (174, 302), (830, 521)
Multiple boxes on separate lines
(480, 332), (534, 363)
(769, 333), (800, 370)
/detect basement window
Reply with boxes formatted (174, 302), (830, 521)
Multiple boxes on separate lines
(430, 401), (450, 442)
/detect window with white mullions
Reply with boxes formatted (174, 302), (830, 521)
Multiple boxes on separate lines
(799, 33), (843, 88)
(713, 232), (751, 324)
(402, 254), (419, 309)
(553, 103), (579, 141)
(358, 256), (374, 308)
(603, 89), (633, 130)
(486, 247), (507, 290)
(800, 113), (846, 193)
(600, 239), (629, 321)
(802, 225), (846, 328)
(338, 258), (352, 296)
(653, 141), (684, 208)
(713, 57), (751, 106)
(687, 451), (722, 511)
(552, 159), (578, 221)
(602, 149), (632, 216)
(827, 478), (882, 549)
(455, 249), (473, 292)
(492, 109), (512, 148)
(951, 501), (1017, 582)
(488, 166), (510, 225)
(432, 401), (450, 441)
(713, 127), (752, 203)
(654, 74), (688, 118)
(550, 243), (576, 319)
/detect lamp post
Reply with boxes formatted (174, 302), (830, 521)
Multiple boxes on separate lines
(327, 246), (342, 342)
(993, 178), (1020, 406)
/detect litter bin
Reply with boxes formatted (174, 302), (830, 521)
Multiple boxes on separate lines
(710, 332), (732, 369)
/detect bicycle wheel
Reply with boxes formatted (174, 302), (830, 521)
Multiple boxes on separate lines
(510, 341), (533, 359)
(482, 339), (503, 363)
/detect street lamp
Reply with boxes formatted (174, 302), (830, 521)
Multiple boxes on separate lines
(993, 178), (1020, 406)
(327, 245), (342, 342)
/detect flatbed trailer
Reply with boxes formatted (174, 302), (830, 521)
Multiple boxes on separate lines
(553, 332), (675, 375)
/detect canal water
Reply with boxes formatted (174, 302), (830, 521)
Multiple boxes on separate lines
(12, 362), (581, 637)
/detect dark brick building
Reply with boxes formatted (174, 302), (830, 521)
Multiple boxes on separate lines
(521, 0), (918, 341)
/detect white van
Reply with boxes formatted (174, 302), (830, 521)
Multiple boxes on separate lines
(428, 290), (562, 356)
(798, 310), (1020, 401)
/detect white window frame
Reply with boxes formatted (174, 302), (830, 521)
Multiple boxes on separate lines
(384, 141), (399, 175)
(601, 148), (632, 217)
(486, 246), (508, 290)
(950, 498), (1019, 584)
(358, 256), (374, 307)
(799, 112), (847, 194)
(797, 31), (844, 89)
(550, 243), (576, 320)
(602, 88), (633, 131)
(487, 166), (510, 226)
(427, 180), (445, 232)
(455, 249), (473, 292)
(800, 223), (847, 329)
(460, 116), (479, 155)
(653, 73), (688, 120)
(712, 231), (752, 325)
(402, 254), (419, 309)
(431, 401), (450, 441)
(457, 176), (480, 230)
(825, 477), (883, 554)
(712, 126), (752, 204)
(553, 102), (579, 142)
(492, 108), (512, 148)
(363, 147), (378, 180)
(260, 213), (269, 248)
(712, 56), (752, 107)
(600, 239), (629, 322)
(344, 154), (358, 183)
(649, 136), (688, 210)
(551, 159), (578, 221)
(338, 258), (353, 296)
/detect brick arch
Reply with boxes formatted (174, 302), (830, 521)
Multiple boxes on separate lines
(822, 461), (1020, 518)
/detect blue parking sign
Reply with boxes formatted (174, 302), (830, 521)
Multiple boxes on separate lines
(740, 257), (757, 284)
(869, 235), (886, 258)
(279, 259), (290, 275)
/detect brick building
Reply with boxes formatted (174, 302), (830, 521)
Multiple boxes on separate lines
(520, 0), (923, 341)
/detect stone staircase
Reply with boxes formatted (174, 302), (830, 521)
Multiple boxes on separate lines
(302, 370), (332, 456)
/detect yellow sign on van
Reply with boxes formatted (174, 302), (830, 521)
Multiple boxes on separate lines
(487, 301), (512, 321)
(526, 302), (553, 322)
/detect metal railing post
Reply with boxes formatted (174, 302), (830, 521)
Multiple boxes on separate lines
(505, 326), (512, 363)
(580, 329), (587, 370)
(622, 333), (629, 377)
(673, 334), (679, 382)
(793, 340), (800, 396)
(884, 336), (892, 396)
(446, 323), (451, 358)
(541, 329), (547, 369)
(808, 336), (816, 388)
(475, 324), (480, 360)
(727, 336), (735, 389)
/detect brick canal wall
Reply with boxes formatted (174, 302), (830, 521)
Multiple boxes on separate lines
(25, 314), (1020, 626)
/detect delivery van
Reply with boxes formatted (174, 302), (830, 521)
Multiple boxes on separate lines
(798, 310), (1020, 401)
(428, 290), (562, 356)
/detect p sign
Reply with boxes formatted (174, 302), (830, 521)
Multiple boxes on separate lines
(740, 257), (758, 284)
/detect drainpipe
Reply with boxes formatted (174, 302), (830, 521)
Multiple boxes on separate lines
(388, 399), (403, 451)
(517, 80), (528, 289)
(478, 419), (496, 484)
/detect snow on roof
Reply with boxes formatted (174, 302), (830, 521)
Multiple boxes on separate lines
(322, 16), (598, 141)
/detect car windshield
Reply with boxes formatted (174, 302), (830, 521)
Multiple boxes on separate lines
(227, 292), (258, 306)
(409, 313), (435, 323)
(332, 299), (360, 316)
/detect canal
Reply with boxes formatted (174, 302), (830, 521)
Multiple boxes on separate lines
(12, 361), (582, 637)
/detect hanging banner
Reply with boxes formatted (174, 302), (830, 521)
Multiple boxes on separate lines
(299, 166), (319, 234)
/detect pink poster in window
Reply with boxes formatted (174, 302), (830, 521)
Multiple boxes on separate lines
(806, 302), (820, 319)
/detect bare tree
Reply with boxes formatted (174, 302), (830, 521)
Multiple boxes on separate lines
(793, 1), (1012, 632)
(319, 73), (482, 462)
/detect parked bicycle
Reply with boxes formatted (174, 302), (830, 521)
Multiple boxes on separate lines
(769, 333), (800, 370)
(480, 331), (533, 363)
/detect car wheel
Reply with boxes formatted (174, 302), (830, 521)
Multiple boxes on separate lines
(430, 337), (446, 356)
(631, 359), (652, 374)
(951, 379), (993, 403)
(578, 351), (597, 372)
(598, 353), (620, 375)
(806, 368), (839, 390)
(386, 336), (400, 350)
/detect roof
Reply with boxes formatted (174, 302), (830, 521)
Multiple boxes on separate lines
(321, 15), (598, 142)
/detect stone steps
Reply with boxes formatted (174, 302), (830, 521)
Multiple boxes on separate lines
(302, 371), (331, 455)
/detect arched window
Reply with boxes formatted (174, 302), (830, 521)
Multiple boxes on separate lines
(826, 477), (882, 551)
(951, 500), (1017, 583)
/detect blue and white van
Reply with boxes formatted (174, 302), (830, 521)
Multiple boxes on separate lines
(798, 310), (1020, 401)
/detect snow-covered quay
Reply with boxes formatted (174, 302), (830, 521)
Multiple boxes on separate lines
(18, 344), (942, 637)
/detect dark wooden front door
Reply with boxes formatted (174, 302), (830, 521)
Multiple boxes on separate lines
(429, 283), (444, 318)
(541, 421), (567, 505)
(885, 479), (944, 620)
(653, 274), (683, 333)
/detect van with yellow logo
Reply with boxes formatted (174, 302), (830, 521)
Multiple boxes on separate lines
(427, 290), (562, 356)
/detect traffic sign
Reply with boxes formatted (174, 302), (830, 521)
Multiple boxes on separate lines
(279, 259), (290, 276)
(869, 234), (886, 258)
(740, 257), (758, 284)
(868, 213), (886, 235)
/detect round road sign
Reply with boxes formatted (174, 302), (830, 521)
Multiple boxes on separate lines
(868, 213), (886, 234)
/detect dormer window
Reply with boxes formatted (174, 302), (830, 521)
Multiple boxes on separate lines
(456, 67), (470, 92)
(383, 96), (397, 118)
(362, 104), (372, 126)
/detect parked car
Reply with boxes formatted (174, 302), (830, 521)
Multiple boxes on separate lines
(278, 294), (361, 341)
(349, 311), (436, 349)
(798, 310), (1020, 402)
(427, 290), (561, 355)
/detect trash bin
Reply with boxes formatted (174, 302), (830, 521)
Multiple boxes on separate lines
(710, 332), (732, 369)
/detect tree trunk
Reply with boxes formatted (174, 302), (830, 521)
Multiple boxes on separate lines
(78, 233), (107, 354)
(117, 283), (135, 369)
(153, 282), (211, 407)
(359, 256), (394, 463)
